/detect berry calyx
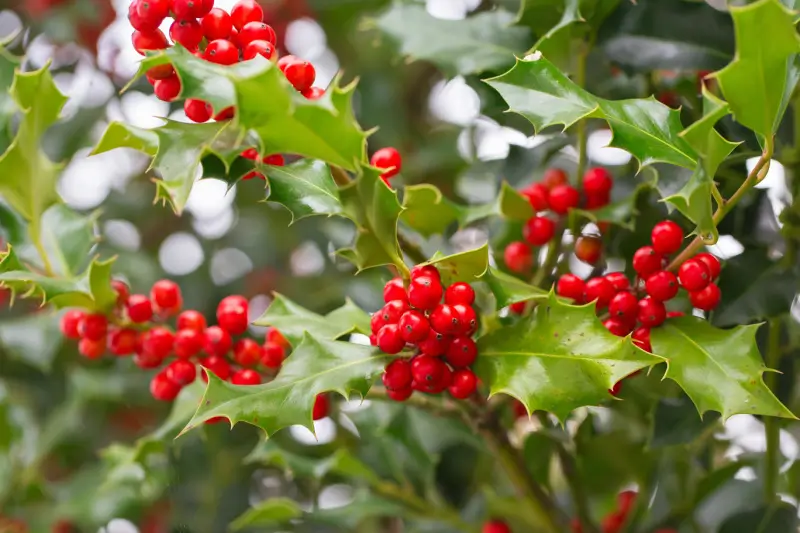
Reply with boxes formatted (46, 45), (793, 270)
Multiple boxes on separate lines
(651, 221), (684, 255)
(689, 282), (721, 311)
(504, 241), (533, 273)
(645, 270), (679, 301)
(557, 274), (585, 302)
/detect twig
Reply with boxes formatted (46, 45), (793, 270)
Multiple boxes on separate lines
(575, 44), (589, 188)
(367, 387), (462, 419)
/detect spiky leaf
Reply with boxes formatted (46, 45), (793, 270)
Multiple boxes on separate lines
(421, 244), (489, 285)
(476, 293), (661, 420)
(264, 159), (342, 223)
(180, 334), (388, 435)
(650, 317), (795, 420)
(480, 268), (549, 309)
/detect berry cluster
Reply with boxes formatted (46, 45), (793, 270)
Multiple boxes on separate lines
(571, 491), (677, 533)
(373, 266), (480, 402)
(58, 279), (303, 406)
(504, 167), (614, 274)
(556, 221), (722, 354)
(128, 0), (323, 118)
(483, 520), (511, 533)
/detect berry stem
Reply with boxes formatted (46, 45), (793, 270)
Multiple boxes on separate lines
(667, 137), (774, 271)
(764, 318), (782, 503)
(574, 43), (589, 188)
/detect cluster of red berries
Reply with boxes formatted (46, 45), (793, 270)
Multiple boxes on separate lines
(483, 520), (511, 533)
(57, 278), (300, 404)
(556, 221), (722, 354)
(128, 0), (324, 116)
(504, 167), (614, 273)
(572, 491), (676, 533)
(373, 266), (480, 402)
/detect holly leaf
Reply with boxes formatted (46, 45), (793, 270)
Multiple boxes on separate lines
(253, 293), (371, 346)
(0, 311), (62, 371)
(264, 159), (342, 223)
(179, 334), (388, 435)
(371, 3), (531, 76)
(714, 0), (800, 137)
(229, 498), (303, 531)
(0, 63), (67, 228)
(39, 204), (98, 277)
(485, 54), (698, 169)
(649, 396), (720, 448)
(92, 119), (238, 214)
(476, 292), (661, 421)
(460, 182), (535, 226)
(421, 244), (489, 284)
(480, 267), (549, 309)
(650, 316), (795, 419)
(338, 166), (407, 274)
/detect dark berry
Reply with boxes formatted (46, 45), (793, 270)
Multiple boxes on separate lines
(632, 246), (664, 278)
(556, 274), (585, 302)
(445, 336), (477, 368)
(651, 221), (684, 255)
(689, 282), (721, 311)
(523, 215), (555, 246)
(504, 241), (533, 273)
(166, 359), (196, 386)
(645, 270), (679, 301)
(637, 297), (666, 327)
(445, 282), (475, 306)
(449, 369), (477, 399)
(574, 235), (603, 265)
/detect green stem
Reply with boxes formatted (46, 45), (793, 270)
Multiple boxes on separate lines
(30, 221), (54, 276)
(532, 225), (566, 288)
(668, 137), (774, 271)
(764, 319), (782, 503)
(575, 45), (589, 188)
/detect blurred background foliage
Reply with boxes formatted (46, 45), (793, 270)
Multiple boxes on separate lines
(0, 0), (799, 532)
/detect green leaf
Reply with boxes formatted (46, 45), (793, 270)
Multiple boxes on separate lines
(253, 293), (371, 347)
(92, 119), (237, 214)
(718, 504), (798, 533)
(476, 292), (661, 421)
(0, 311), (62, 371)
(460, 182), (536, 226)
(650, 317), (795, 419)
(0, 63), (67, 226)
(421, 244), (489, 285)
(522, 432), (554, 487)
(371, 3), (531, 76)
(264, 159), (342, 223)
(712, 251), (799, 327)
(480, 267), (549, 309)
(39, 204), (98, 277)
(229, 498), (303, 531)
(338, 166), (407, 274)
(714, 0), (800, 137)
(649, 396), (720, 449)
(180, 334), (388, 435)
(485, 54), (698, 169)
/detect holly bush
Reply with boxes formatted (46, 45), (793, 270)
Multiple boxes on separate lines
(2, 0), (800, 531)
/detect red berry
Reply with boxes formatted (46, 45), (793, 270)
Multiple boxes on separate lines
(574, 235), (603, 265)
(204, 325), (232, 356)
(632, 246), (664, 278)
(154, 75), (181, 102)
(231, 0), (263, 30)
(263, 154), (284, 166)
(134, 348), (163, 369)
(695, 252), (721, 280)
(584, 190), (610, 210)
(483, 520), (511, 533)
(79, 337), (106, 359)
(243, 40), (276, 61)
(609, 381), (623, 398)
(618, 491), (637, 515)
(504, 241), (533, 273)
(584, 277), (615, 308)
(201, 8), (232, 40)
(171, 0), (212, 18)
(383, 277), (407, 303)
(214, 106), (235, 121)
(127, 294), (153, 323)
(239, 21), (276, 47)
(637, 297), (666, 327)
(411, 264), (440, 280)
(151, 279), (182, 312)
(204, 39), (240, 65)
(603, 318), (631, 337)
(678, 258), (711, 291)
(129, 1), (160, 32)
(371, 147), (402, 180)
(445, 282), (475, 306)
(174, 328), (204, 359)
(417, 330), (452, 357)
(604, 272), (630, 292)
(132, 29), (169, 55)
(311, 394), (331, 420)
(177, 310), (206, 332)
(542, 168), (568, 190)
(166, 359), (196, 386)
(277, 54), (297, 71)
(111, 280), (130, 305)
(302, 87), (325, 100)
(449, 369), (477, 399)
(184, 99), (212, 123)
(169, 19), (203, 50)
(233, 338), (261, 366)
(60, 309), (86, 339)
(667, 311), (685, 318)
(645, 270), (679, 301)
(217, 295), (249, 335)
(689, 282), (721, 311)
(523, 216), (556, 246)
(109, 328), (138, 356)
(522, 183), (549, 211)
(430, 304), (461, 335)
(200, 355), (231, 381)
(147, 63), (175, 81)
(372, 300), (409, 333)
(78, 313), (108, 341)
(231, 368), (261, 385)
(150, 373), (180, 401)
(651, 221), (684, 255)
(143, 327), (174, 359)
(267, 328), (290, 349)
(601, 512), (625, 533)
(383, 359), (412, 390)
(582, 167), (613, 195)
(261, 342), (286, 368)
(548, 185), (580, 214)
(136, 0), (169, 22)
(632, 327), (652, 352)
(398, 310), (430, 343)
(609, 291), (638, 321)
(376, 324), (405, 354)
(387, 386), (413, 401)
(411, 356), (446, 390)
(407, 276), (443, 310)
(283, 59), (316, 92)
(557, 274), (585, 302)
(453, 304), (478, 336)
(445, 336), (477, 368)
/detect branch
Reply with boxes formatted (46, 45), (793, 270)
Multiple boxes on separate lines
(668, 137), (774, 271)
